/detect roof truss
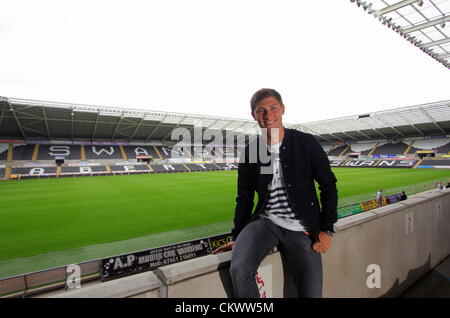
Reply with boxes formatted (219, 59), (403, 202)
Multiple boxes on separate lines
(351, 0), (450, 69)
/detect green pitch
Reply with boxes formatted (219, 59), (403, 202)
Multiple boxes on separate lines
(0, 168), (449, 277)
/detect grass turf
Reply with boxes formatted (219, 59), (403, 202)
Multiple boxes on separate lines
(0, 168), (449, 270)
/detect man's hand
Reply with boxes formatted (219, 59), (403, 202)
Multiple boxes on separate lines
(211, 241), (235, 254)
(305, 231), (332, 253)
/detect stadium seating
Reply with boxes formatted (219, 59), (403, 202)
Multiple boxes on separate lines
(327, 145), (348, 156)
(329, 159), (345, 167)
(110, 164), (151, 173)
(207, 146), (237, 160)
(331, 159), (418, 168)
(408, 138), (450, 154)
(190, 146), (214, 160)
(4, 137), (448, 181)
(0, 144), (9, 160)
(419, 159), (450, 168)
(84, 146), (123, 160)
(156, 146), (191, 160)
(11, 144), (35, 161)
(341, 160), (378, 168)
(150, 164), (188, 173)
(0, 141), (241, 180)
(320, 144), (333, 154)
(376, 159), (418, 168)
(60, 165), (108, 176)
(214, 163), (238, 170)
(11, 167), (57, 177)
(123, 146), (159, 160)
(349, 143), (378, 155)
(185, 163), (218, 171)
(436, 142), (450, 154)
(370, 142), (409, 156)
(37, 145), (82, 160)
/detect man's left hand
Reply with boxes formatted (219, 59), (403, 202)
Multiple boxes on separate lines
(312, 231), (332, 253)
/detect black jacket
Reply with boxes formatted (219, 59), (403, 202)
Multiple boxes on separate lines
(231, 128), (338, 241)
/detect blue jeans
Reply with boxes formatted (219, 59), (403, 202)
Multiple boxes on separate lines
(229, 217), (323, 298)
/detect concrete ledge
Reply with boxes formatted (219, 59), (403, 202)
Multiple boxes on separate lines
(156, 251), (232, 285)
(372, 202), (408, 218)
(49, 271), (163, 298)
(335, 211), (377, 231)
(396, 196), (427, 208)
(418, 189), (448, 200)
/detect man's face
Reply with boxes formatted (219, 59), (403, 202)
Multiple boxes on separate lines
(251, 96), (285, 131)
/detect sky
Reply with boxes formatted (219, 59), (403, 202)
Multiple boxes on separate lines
(1, 0), (449, 125)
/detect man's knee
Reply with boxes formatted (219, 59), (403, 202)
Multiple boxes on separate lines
(230, 257), (257, 280)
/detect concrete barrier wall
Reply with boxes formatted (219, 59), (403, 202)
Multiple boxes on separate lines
(48, 189), (450, 298)
(323, 189), (450, 297)
(48, 271), (164, 298)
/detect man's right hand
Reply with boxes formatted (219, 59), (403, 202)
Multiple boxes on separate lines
(211, 241), (235, 254)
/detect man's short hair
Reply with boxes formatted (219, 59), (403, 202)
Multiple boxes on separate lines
(250, 88), (283, 112)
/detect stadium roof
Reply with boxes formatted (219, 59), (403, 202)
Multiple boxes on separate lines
(297, 99), (450, 142)
(0, 96), (262, 143)
(1, 96), (449, 144)
(350, 0), (450, 69)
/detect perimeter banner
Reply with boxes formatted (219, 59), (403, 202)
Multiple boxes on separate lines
(386, 192), (403, 204)
(360, 198), (388, 211)
(337, 203), (364, 218)
(101, 232), (233, 281)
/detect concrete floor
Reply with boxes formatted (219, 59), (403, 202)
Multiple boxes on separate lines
(400, 256), (450, 298)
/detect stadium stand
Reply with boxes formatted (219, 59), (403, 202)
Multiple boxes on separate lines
(320, 144), (333, 154)
(60, 165), (108, 176)
(349, 142), (378, 155)
(0, 144), (8, 160)
(327, 145), (348, 156)
(11, 144), (34, 161)
(436, 141), (450, 154)
(0, 167), (5, 179)
(370, 142), (409, 156)
(408, 138), (450, 154)
(329, 159), (345, 167)
(419, 159), (450, 169)
(110, 164), (151, 172)
(11, 167), (57, 177)
(0, 96), (448, 182)
(334, 159), (419, 168)
(150, 164), (188, 173)
(185, 163), (218, 172)
(37, 145), (82, 160)
(156, 145), (191, 160)
(123, 146), (159, 161)
(190, 146), (213, 160)
(376, 159), (418, 168)
(341, 160), (378, 168)
(215, 162), (238, 170)
(213, 146), (239, 159)
(84, 146), (123, 160)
